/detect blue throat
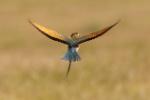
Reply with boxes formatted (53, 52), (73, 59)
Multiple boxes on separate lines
(63, 47), (80, 62)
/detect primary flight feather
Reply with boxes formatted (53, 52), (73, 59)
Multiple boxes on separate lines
(29, 20), (70, 45)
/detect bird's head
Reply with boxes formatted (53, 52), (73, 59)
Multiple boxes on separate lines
(71, 32), (80, 40)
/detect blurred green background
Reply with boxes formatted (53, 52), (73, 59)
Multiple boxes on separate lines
(0, 0), (150, 100)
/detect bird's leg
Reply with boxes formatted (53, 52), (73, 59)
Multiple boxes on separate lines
(66, 60), (72, 78)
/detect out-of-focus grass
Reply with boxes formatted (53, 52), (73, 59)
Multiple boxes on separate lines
(0, 0), (150, 100)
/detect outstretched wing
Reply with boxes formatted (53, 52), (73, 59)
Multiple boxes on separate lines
(75, 21), (120, 44)
(29, 20), (70, 45)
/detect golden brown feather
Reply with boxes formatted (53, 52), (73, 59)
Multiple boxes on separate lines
(75, 20), (120, 44)
(29, 20), (70, 45)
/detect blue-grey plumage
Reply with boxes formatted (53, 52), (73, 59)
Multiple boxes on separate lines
(63, 46), (80, 62)
(63, 46), (80, 78)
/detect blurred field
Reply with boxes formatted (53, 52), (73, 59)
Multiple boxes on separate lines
(0, 0), (150, 100)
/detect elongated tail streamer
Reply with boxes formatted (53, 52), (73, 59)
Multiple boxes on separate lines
(66, 61), (72, 78)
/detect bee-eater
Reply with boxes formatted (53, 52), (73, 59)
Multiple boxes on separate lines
(29, 20), (119, 77)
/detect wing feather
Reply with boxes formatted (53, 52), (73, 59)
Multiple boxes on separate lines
(29, 20), (70, 45)
(75, 21), (120, 44)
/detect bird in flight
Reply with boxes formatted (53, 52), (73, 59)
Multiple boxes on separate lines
(29, 20), (119, 78)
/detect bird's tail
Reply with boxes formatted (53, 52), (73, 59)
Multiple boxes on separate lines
(65, 60), (72, 78)
(62, 47), (81, 62)
(63, 47), (80, 78)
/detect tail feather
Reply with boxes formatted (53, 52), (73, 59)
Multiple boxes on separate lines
(63, 47), (80, 77)
(66, 61), (72, 78)
(63, 47), (80, 62)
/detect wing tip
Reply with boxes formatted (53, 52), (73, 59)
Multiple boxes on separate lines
(28, 18), (35, 25)
(112, 19), (121, 27)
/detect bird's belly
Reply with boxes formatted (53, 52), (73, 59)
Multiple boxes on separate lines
(63, 46), (80, 62)
(70, 46), (79, 52)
